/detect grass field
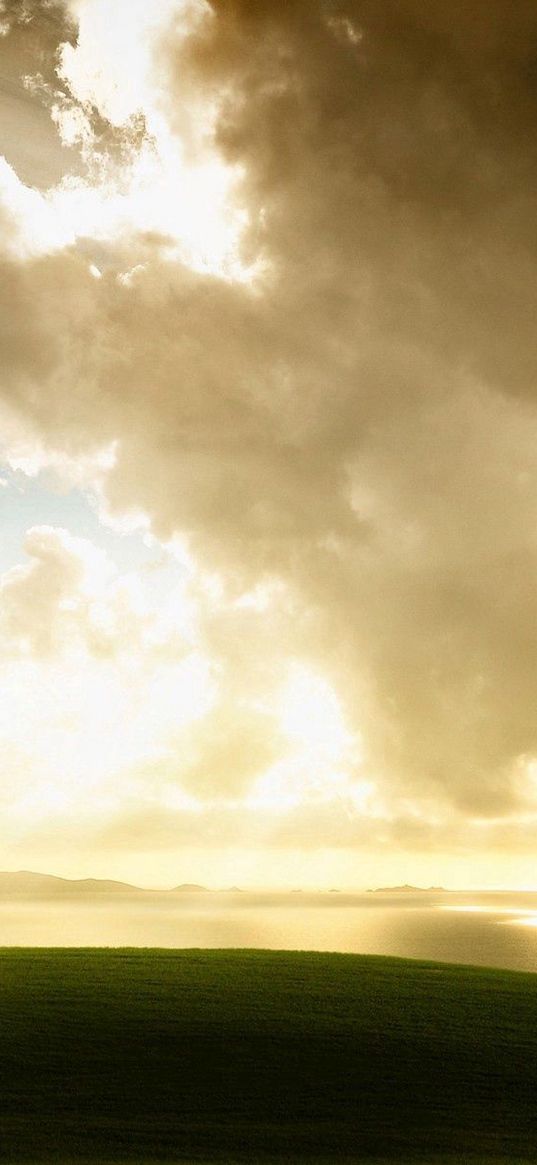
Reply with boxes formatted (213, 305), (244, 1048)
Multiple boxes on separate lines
(1, 948), (537, 1163)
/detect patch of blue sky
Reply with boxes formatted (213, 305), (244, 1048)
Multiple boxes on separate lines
(0, 465), (163, 576)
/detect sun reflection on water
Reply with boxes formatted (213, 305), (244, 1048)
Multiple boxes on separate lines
(439, 904), (537, 926)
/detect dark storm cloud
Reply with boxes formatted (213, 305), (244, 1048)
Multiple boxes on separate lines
(2, 1), (537, 845)
(165, 0), (537, 815)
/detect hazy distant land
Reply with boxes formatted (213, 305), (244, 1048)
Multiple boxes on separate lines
(368, 884), (449, 893)
(0, 871), (453, 898)
(0, 870), (217, 897)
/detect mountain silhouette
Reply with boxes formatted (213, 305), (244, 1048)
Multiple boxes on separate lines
(0, 870), (145, 897)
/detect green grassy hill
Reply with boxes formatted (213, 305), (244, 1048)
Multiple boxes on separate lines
(1, 948), (537, 1163)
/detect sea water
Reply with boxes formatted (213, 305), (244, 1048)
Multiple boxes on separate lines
(2, 890), (537, 971)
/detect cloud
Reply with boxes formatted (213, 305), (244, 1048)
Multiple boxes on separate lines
(0, 524), (105, 655)
(0, 528), (218, 834)
(1, 1), (537, 874)
(0, 0), (80, 188)
(0, 524), (364, 861)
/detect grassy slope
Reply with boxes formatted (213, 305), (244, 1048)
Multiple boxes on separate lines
(1, 949), (537, 1163)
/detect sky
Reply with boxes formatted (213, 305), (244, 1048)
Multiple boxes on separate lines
(0, 0), (536, 890)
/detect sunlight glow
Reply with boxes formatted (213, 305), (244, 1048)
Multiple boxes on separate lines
(2, 0), (251, 278)
(246, 666), (365, 814)
(280, 665), (354, 763)
(0, 529), (216, 829)
(504, 916), (537, 928)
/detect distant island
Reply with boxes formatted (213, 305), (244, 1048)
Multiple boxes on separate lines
(0, 873), (452, 899)
(171, 883), (209, 893)
(367, 884), (448, 894)
(0, 871), (212, 898)
(0, 871), (145, 897)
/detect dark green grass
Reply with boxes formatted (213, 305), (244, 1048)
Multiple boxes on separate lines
(2, 948), (537, 1163)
